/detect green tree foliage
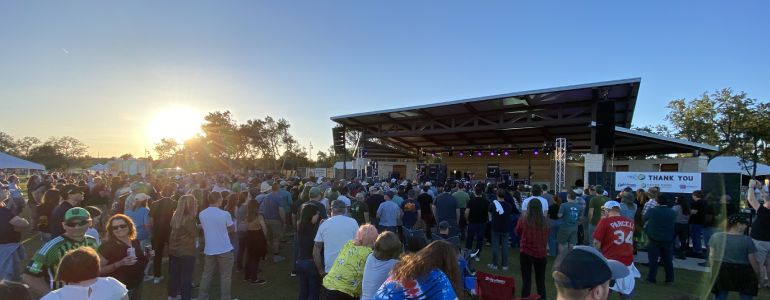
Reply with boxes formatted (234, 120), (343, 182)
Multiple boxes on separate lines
(153, 138), (180, 160)
(665, 88), (769, 175)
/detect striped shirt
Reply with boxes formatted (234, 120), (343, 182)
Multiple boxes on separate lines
(26, 234), (100, 289)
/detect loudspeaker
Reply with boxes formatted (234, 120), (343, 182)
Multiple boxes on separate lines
(595, 101), (616, 147)
(486, 164), (500, 179)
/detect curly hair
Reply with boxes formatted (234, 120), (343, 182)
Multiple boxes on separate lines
(104, 214), (137, 241)
(389, 240), (461, 296)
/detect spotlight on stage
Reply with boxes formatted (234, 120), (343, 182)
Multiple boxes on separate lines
(489, 150), (496, 156)
(503, 149), (510, 156)
(476, 150), (483, 157)
(533, 149), (539, 156)
(459, 151), (465, 157)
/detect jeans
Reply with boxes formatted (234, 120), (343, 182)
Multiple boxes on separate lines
(548, 219), (561, 256)
(509, 214), (520, 248)
(296, 259), (321, 300)
(168, 255), (195, 300)
(689, 224), (703, 253)
(265, 219), (283, 255)
(520, 253), (546, 299)
(490, 231), (509, 267)
(465, 223), (485, 253)
(675, 223), (689, 253)
(199, 251), (234, 300)
(646, 240), (674, 283)
(714, 291), (753, 300)
(151, 233), (169, 277)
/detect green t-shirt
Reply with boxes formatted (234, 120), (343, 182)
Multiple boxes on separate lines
(589, 195), (609, 225)
(322, 240), (373, 296)
(26, 235), (100, 289)
(452, 191), (470, 209)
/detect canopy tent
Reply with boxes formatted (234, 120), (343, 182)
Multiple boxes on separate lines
(0, 151), (46, 170)
(707, 156), (770, 176)
(88, 163), (108, 171)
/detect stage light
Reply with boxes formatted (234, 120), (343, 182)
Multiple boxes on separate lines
(489, 150), (496, 156)
(476, 150), (483, 157)
(502, 149), (509, 156)
(533, 149), (539, 156)
(431, 151), (436, 157)
(459, 151), (465, 157)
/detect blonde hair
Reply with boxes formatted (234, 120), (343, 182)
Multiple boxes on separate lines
(171, 195), (196, 229)
(354, 224), (378, 248)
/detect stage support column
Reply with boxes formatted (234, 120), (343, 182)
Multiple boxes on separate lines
(583, 153), (604, 189)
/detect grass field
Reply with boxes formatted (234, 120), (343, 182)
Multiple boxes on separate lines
(18, 229), (729, 300)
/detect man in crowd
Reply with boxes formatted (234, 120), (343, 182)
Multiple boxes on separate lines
(587, 185), (609, 240)
(641, 187), (661, 216)
(522, 185), (549, 216)
(748, 179), (770, 288)
(688, 190), (707, 258)
(552, 246), (629, 300)
(198, 192), (236, 300)
(643, 195), (676, 285)
(557, 191), (582, 254)
(349, 191), (368, 225)
(377, 191), (401, 233)
(433, 184), (459, 236)
(263, 183), (287, 262)
(24, 207), (98, 297)
(148, 183), (176, 283)
(451, 182), (470, 241)
(49, 184), (85, 237)
(0, 184), (30, 281)
(593, 201), (640, 299)
(314, 200), (358, 276)
(366, 187), (385, 226)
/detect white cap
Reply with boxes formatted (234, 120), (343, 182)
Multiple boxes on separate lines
(603, 200), (621, 210)
(390, 178), (397, 183)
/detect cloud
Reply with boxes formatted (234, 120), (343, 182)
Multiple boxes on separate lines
(61, 48), (70, 54)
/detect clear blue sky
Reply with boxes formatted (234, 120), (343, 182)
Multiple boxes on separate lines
(1, 1), (768, 158)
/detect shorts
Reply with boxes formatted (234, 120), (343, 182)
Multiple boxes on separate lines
(611, 263), (641, 295)
(557, 226), (578, 245)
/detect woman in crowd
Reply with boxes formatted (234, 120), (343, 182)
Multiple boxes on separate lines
(42, 247), (128, 300)
(672, 196), (691, 259)
(167, 195), (198, 300)
(234, 192), (249, 273)
(98, 214), (150, 300)
(709, 214), (760, 300)
(361, 231), (402, 300)
(547, 192), (561, 257)
(516, 199), (549, 300)
(37, 188), (62, 242)
(375, 240), (461, 300)
(296, 195), (322, 300)
(244, 199), (268, 285)
(0, 185), (29, 282)
(322, 224), (378, 300)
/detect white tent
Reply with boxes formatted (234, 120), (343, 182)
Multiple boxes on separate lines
(0, 151), (46, 170)
(706, 156), (770, 176)
(88, 163), (107, 171)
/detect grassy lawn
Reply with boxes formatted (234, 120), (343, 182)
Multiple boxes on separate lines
(18, 229), (722, 300)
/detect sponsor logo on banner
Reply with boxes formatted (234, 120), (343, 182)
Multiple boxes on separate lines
(615, 172), (701, 193)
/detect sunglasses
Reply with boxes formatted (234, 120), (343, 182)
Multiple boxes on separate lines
(64, 219), (90, 227)
(111, 224), (130, 230)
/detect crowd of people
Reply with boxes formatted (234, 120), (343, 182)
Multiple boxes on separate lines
(0, 171), (768, 299)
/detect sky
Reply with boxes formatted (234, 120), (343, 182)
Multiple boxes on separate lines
(1, 1), (768, 158)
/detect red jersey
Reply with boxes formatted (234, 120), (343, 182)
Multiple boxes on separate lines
(592, 215), (634, 266)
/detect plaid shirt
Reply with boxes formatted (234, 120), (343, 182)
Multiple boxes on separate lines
(515, 217), (549, 258)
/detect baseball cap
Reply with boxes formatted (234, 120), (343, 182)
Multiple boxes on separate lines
(62, 184), (84, 195)
(553, 246), (629, 289)
(64, 207), (91, 222)
(331, 199), (346, 210)
(390, 178), (397, 183)
(308, 187), (321, 198)
(602, 200), (621, 210)
(134, 193), (151, 201)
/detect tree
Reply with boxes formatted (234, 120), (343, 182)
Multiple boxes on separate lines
(0, 132), (17, 155)
(120, 153), (134, 160)
(201, 111), (241, 161)
(43, 136), (88, 159)
(15, 136), (41, 157)
(240, 116), (296, 170)
(665, 88), (770, 175)
(154, 138), (180, 160)
(27, 145), (68, 170)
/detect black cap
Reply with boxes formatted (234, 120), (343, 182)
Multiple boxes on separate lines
(553, 246), (629, 289)
(62, 184), (84, 195)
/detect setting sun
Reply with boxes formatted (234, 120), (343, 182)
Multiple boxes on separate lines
(148, 106), (203, 143)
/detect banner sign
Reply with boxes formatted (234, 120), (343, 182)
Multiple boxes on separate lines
(614, 172), (701, 193)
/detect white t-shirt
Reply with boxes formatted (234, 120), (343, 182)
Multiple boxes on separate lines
(314, 215), (358, 272)
(521, 196), (549, 215)
(41, 277), (127, 300)
(199, 206), (234, 255)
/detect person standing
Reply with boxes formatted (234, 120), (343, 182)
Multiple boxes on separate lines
(297, 196), (323, 300)
(487, 189), (512, 270)
(48, 184), (85, 237)
(243, 200), (268, 285)
(516, 200), (549, 299)
(263, 183), (287, 263)
(314, 200), (359, 276)
(708, 214), (760, 300)
(98, 214), (150, 300)
(0, 185), (30, 281)
(24, 207), (99, 296)
(417, 185), (436, 239)
(377, 191), (401, 233)
(400, 190), (421, 230)
(350, 192), (369, 226)
(148, 184), (176, 283)
(643, 196), (676, 285)
(557, 191), (581, 255)
(688, 190), (707, 258)
(672, 196), (691, 259)
(432, 186), (459, 236)
(587, 185), (609, 241)
(465, 183), (488, 261)
(451, 183), (470, 241)
(321, 224), (378, 300)
(366, 188), (385, 227)
(592, 201), (640, 299)
(747, 179), (770, 288)
(198, 191), (237, 300)
(167, 195), (198, 300)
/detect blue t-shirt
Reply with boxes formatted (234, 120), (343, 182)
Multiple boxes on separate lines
(125, 207), (150, 241)
(558, 202), (581, 227)
(375, 269), (457, 300)
(262, 192), (283, 220)
(434, 193), (458, 224)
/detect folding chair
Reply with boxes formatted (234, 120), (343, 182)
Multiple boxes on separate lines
(475, 271), (516, 300)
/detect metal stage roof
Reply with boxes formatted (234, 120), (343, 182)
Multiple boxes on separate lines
(332, 78), (718, 158)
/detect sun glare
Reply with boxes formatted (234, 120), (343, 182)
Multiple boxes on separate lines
(148, 106), (203, 143)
